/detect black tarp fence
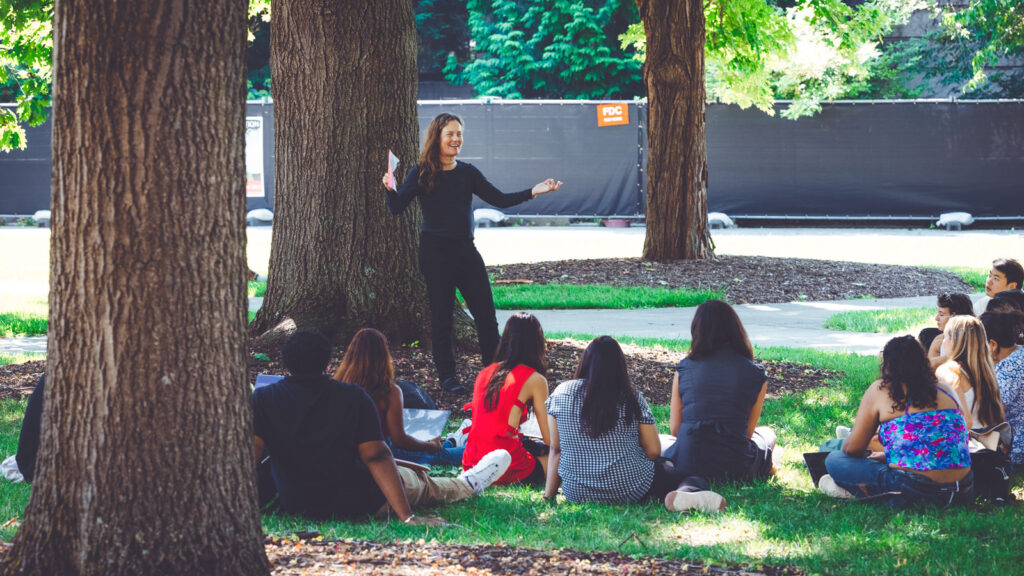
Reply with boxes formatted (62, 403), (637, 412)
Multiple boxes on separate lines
(2, 99), (1023, 219)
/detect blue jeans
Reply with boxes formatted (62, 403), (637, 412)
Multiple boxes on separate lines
(389, 442), (465, 467)
(825, 451), (973, 509)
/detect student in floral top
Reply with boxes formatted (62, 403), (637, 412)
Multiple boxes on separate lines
(820, 336), (973, 508)
(981, 311), (1024, 466)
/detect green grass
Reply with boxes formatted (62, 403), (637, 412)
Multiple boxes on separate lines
(487, 284), (723, 310)
(248, 280), (266, 298)
(0, 312), (47, 337)
(1, 340), (1022, 574)
(822, 307), (935, 334)
(934, 266), (988, 292)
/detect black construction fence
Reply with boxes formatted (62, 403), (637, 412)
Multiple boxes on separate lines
(2, 99), (1023, 220)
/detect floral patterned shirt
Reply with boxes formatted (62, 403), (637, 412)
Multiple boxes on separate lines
(878, 403), (970, 471)
(995, 347), (1024, 465)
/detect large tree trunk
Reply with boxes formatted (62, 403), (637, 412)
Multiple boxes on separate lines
(252, 0), (434, 347)
(637, 0), (714, 261)
(2, 1), (269, 574)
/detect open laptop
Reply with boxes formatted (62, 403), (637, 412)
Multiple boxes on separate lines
(254, 374), (449, 441)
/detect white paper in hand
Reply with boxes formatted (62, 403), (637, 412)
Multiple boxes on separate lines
(387, 150), (400, 189)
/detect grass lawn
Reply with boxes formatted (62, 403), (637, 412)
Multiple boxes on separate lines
(485, 284), (723, 309)
(934, 266), (987, 292)
(2, 341), (1021, 575)
(823, 307), (935, 334)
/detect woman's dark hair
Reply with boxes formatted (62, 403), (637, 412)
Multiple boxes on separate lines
(282, 330), (332, 375)
(993, 258), (1024, 290)
(688, 299), (753, 361)
(484, 312), (547, 411)
(988, 289), (1024, 314)
(334, 328), (394, 406)
(573, 336), (644, 440)
(937, 292), (974, 316)
(417, 113), (463, 193)
(980, 311), (1024, 349)
(879, 335), (938, 412)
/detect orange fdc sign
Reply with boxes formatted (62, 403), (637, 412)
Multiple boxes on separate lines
(597, 104), (629, 127)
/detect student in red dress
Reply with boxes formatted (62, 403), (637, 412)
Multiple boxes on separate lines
(462, 312), (551, 485)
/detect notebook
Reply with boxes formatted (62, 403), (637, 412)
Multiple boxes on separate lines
(254, 374), (449, 441)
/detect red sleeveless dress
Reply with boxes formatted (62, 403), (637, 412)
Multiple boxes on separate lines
(461, 363), (537, 485)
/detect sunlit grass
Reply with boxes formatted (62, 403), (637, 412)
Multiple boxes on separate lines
(822, 307), (934, 333)
(488, 284), (723, 309)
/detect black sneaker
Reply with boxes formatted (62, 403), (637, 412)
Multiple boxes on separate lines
(440, 376), (468, 395)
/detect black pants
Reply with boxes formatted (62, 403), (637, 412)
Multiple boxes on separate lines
(418, 233), (500, 379)
(644, 460), (710, 501)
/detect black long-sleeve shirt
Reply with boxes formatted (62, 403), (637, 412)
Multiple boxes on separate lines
(386, 162), (533, 239)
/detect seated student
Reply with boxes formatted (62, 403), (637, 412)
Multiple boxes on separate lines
(935, 316), (1005, 430)
(463, 312), (551, 486)
(252, 330), (511, 524)
(819, 336), (972, 507)
(333, 328), (463, 466)
(981, 311), (1024, 466)
(6, 375), (45, 482)
(662, 300), (778, 484)
(927, 292), (974, 368)
(544, 336), (725, 512)
(975, 258), (1024, 315)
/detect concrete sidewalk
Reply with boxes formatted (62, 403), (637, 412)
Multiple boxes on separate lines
(1, 293), (967, 358)
(498, 294), (959, 355)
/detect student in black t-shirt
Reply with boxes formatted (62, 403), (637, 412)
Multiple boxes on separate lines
(251, 330), (511, 524)
(382, 113), (562, 394)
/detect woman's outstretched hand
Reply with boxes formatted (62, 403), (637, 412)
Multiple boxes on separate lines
(382, 173), (396, 191)
(531, 179), (563, 197)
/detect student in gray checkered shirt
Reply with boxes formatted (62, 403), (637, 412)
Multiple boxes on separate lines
(543, 336), (726, 513)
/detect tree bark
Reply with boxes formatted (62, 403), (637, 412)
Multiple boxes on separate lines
(252, 0), (434, 347)
(637, 0), (714, 261)
(2, 0), (269, 574)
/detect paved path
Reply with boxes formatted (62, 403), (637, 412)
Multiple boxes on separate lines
(497, 294), (973, 355)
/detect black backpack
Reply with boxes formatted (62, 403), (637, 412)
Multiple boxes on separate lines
(971, 448), (1015, 504)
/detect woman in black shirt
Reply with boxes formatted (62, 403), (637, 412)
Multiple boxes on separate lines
(383, 113), (561, 393)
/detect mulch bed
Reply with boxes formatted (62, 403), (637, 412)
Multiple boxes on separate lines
(264, 537), (803, 576)
(489, 255), (972, 304)
(0, 360), (43, 400)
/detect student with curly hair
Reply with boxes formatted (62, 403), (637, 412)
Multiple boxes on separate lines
(820, 336), (973, 508)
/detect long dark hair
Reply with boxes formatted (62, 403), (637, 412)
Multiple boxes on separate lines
(484, 312), (547, 411)
(334, 328), (394, 407)
(574, 336), (643, 439)
(879, 335), (938, 412)
(687, 299), (753, 361)
(417, 113), (462, 193)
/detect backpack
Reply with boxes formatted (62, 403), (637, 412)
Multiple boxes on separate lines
(969, 422), (1016, 505)
(970, 448), (1015, 504)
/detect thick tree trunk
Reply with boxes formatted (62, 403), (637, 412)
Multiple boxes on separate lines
(252, 0), (434, 347)
(2, 1), (269, 574)
(637, 0), (714, 261)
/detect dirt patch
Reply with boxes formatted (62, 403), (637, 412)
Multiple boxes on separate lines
(489, 255), (972, 304)
(264, 537), (803, 576)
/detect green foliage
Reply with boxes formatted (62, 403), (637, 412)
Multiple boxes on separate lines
(416, 0), (472, 77)
(822, 306), (934, 333)
(0, 311), (47, 337)
(0, 0), (52, 151)
(623, 0), (922, 118)
(248, 280), (267, 298)
(455, 0), (643, 99)
(486, 283), (723, 309)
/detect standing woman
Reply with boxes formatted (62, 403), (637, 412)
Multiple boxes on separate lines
(663, 300), (777, 482)
(383, 113), (562, 393)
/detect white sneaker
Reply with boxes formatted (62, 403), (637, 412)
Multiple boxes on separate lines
(835, 426), (851, 439)
(818, 474), (854, 499)
(458, 449), (511, 495)
(664, 490), (727, 513)
(445, 418), (472, 448)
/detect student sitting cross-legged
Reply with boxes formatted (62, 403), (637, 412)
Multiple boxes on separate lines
(252, 330), (511, 524)
(544, 336), (726, 512)
(819, 335), (973, 508)
(662, 300), (778, 491)
(333, 328), (464, 466)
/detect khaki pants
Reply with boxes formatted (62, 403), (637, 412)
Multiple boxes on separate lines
(375, 468), (473, 517)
